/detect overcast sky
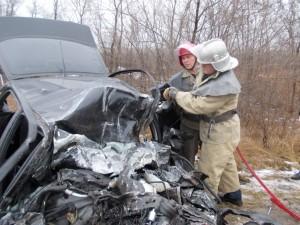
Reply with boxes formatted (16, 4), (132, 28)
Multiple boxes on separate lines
(14, 0), (113, 27)
(16, 0), (52, 17)
(14, 0), (83, 22)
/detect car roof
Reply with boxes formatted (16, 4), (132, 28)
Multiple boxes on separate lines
(0, 17), (109, 79)
(0, 17), (96, 47)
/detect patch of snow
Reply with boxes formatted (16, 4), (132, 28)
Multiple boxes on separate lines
(255, 169), (275, 177)
(284, 161), (299, 166)
(241, 169), (300, 193)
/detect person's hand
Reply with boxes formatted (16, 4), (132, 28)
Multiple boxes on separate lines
(163, 88), (170, 100)
(163, 87), (178, 101)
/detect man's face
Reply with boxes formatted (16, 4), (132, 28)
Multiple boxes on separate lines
(181, 54), (196, 70)
(202, 64), (216, 75)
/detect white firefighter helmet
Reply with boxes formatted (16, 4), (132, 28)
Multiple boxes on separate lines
(190, 38), (238, 72)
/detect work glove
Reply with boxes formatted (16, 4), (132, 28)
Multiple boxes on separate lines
(163, 87), (178, 101)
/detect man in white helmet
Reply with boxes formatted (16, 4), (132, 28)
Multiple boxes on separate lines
(164, 42), (202, 164)
(163, 38), (242, 206)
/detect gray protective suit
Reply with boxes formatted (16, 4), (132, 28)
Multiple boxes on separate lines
(168, 70), (202, 163)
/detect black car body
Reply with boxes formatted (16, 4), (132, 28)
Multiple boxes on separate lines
(0, 17), (280, 225)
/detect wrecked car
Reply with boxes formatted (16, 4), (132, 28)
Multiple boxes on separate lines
(0, 17), (280, 225)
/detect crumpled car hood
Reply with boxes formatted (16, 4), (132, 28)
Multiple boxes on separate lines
(52, 129), (170, 176)
(12, 76), (153, 143)
(0, 128), (219, 225)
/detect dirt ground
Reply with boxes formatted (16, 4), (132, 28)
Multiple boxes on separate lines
(219, 168), (300, 225)
(240, 170), (300, 225)
(233, 124), (300, 225)
(220, 125), (300, 225)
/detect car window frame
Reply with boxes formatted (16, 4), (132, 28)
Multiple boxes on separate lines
(0, 84), (38, 202)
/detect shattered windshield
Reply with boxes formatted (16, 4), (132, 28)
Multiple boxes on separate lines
(0, 38), (108, 78)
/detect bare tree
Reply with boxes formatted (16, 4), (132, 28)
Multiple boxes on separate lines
(29, 0), (38, 18)
(4, 0), (19, 16)
(108, 0), (124, 72)
(53, 0), (59, 20)
(71, 0), (91, 24)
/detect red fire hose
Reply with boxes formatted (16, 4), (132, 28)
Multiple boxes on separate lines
(236, 147), (300, 221)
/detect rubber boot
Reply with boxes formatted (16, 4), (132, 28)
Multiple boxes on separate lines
(291, 171), (300, 180)
(221, 190), (243, 207)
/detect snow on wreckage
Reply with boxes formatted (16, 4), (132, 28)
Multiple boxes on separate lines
(0, 17), (279, 225)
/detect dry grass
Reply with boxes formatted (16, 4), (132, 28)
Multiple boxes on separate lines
(236, 122), (300, 170)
